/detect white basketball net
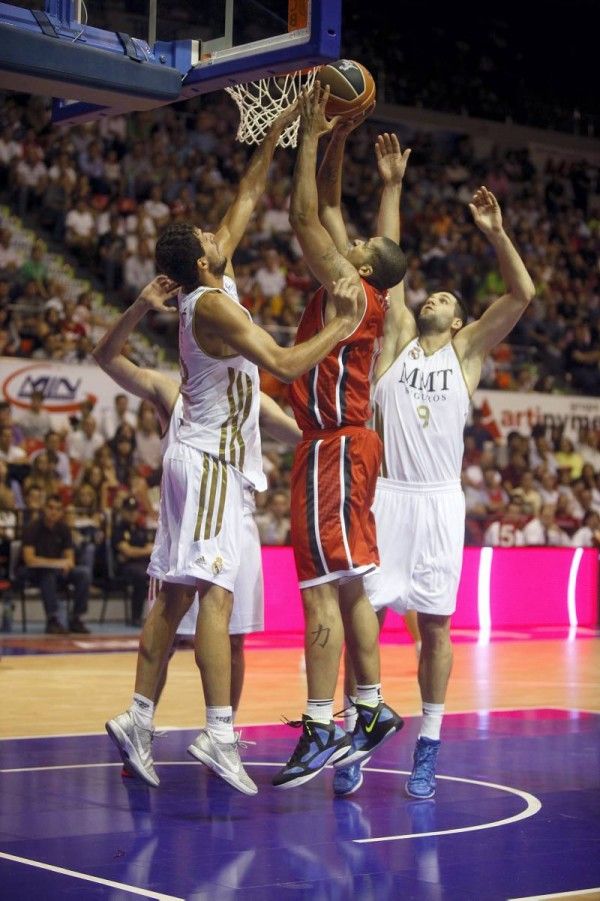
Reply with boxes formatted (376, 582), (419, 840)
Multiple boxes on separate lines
(225, 68), (318, 148)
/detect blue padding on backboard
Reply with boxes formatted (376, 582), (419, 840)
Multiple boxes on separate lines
(0, 22), (181, 102)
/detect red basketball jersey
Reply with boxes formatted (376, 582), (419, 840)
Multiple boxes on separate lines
(289, 280), (388, 433)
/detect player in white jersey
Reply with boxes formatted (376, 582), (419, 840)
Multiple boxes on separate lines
(105, 102), (362, 795)
(336, 147), (536, 798)
(93, 277), (300, 732)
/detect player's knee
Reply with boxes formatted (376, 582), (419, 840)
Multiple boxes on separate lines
(418, 614), (451, 650)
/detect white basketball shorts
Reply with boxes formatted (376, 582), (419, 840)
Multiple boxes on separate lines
(173, 487), (263, 636)
(147, 441), (247, 593)
(365, 477), (465, 617)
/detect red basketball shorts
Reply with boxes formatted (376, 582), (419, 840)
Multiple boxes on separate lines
(290, 426), (382, 588)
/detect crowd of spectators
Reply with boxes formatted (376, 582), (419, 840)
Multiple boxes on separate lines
(0, 394), (162, 633)
(1, 91), (598, 394)
(462, 415), (600, 548)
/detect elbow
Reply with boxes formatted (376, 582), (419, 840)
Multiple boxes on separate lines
(91, 347), (107, 368)
(268, 348), (295, 384)
(521, 284), (536, 305)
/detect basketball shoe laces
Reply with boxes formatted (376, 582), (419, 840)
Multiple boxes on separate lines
(281, 707), (349, 763)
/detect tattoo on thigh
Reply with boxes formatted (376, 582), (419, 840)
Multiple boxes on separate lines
(310, 624), (330, 648)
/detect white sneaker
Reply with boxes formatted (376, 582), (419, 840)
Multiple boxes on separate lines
(106, 711), (159, 787)
(187, 730), (257, 795)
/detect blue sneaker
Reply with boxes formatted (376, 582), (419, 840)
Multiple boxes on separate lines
(405, 737), (441, 799)
(335, 701), (404, 768)
(272, 716), (351, 789)
(333, 761), (364, 796)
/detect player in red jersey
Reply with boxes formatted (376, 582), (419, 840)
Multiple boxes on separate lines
(273, 86), (409, 789)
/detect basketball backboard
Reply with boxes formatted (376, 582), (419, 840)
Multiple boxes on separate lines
(0, 0), (341, 124)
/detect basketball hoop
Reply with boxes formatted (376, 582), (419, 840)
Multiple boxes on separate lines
(225, 68), (318, 148)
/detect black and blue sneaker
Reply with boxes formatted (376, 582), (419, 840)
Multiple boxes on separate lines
(272, 716), (351, 789)
(405, 736), (441, 799)
(335, 700), (404, 768)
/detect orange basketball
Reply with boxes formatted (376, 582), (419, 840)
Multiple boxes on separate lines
(317, 59), (376, 118)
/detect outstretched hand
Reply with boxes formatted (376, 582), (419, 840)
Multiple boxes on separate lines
(330, 275), (361, 322)
(375, 133), (411, 186)
(138, 275), (179, 312)
(299, 83), (341, 139)
(469, 186), (503, 236)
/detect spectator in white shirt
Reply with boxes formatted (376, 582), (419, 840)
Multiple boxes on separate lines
(0, 425), (26, 463)
(538, 470), (560, 507)
(17, 391), (52, 441)
(262, 191), (292, 236)
(15, 145), (47, 217)
(143, 185), (170, 228)
(65, 415), (104, 464)
(65, 198), (95, 252)
(254, 248), (287, 301)
(0, 228), (22, 273)
(123, 241), (156, 298)
(579, 430), (600, 471)
(483, 499), (526, 547)
(30, 430), (72, 486)
(571, 511), (600, 548)
(255, 489), (291, 545)
(100, 393), (137, 441)
(523, 504), (570, 546)
(134, 406), (162, 473)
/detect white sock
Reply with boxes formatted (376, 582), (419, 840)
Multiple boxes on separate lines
(305, 699), (334, 724)
(344, 694), (358, 733)
(130, 693), (154, 729)
(206, 705), (235, 743)
(356, 683), (381, 708)
(419, 702), (444, 741)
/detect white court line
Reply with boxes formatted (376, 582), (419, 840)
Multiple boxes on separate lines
(1, 759), (542, 850)
(0, 851), (184, 900)
(508, 889), (600, 900)
(352, 767), (541, 844)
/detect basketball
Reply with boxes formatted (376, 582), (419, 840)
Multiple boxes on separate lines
(316, 59), (376, 118)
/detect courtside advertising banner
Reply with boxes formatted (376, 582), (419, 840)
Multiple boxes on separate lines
(473, 389), (600, 439)
(0, 357), (177, 425)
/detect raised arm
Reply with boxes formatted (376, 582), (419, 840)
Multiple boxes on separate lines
(374, 134), (416, 379)
(317, 109), (372, 252)
(455, 187), (535, 369)
(195, 275), (360, 384)
(92, 276), (180, 428)
(375, 133), (411, 242)
(290, 86), (361, 294)
(216, 103), (298, 265)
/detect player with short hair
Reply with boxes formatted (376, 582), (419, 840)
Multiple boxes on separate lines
(336, 147), (536, 797)
(272, 86), (407, 789)
(93, 277), (301, 734)
(105, 103), (362, 795)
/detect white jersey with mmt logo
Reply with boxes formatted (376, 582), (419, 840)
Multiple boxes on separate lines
(373, 337), (470, 484)
(177, 276), (266, 491)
